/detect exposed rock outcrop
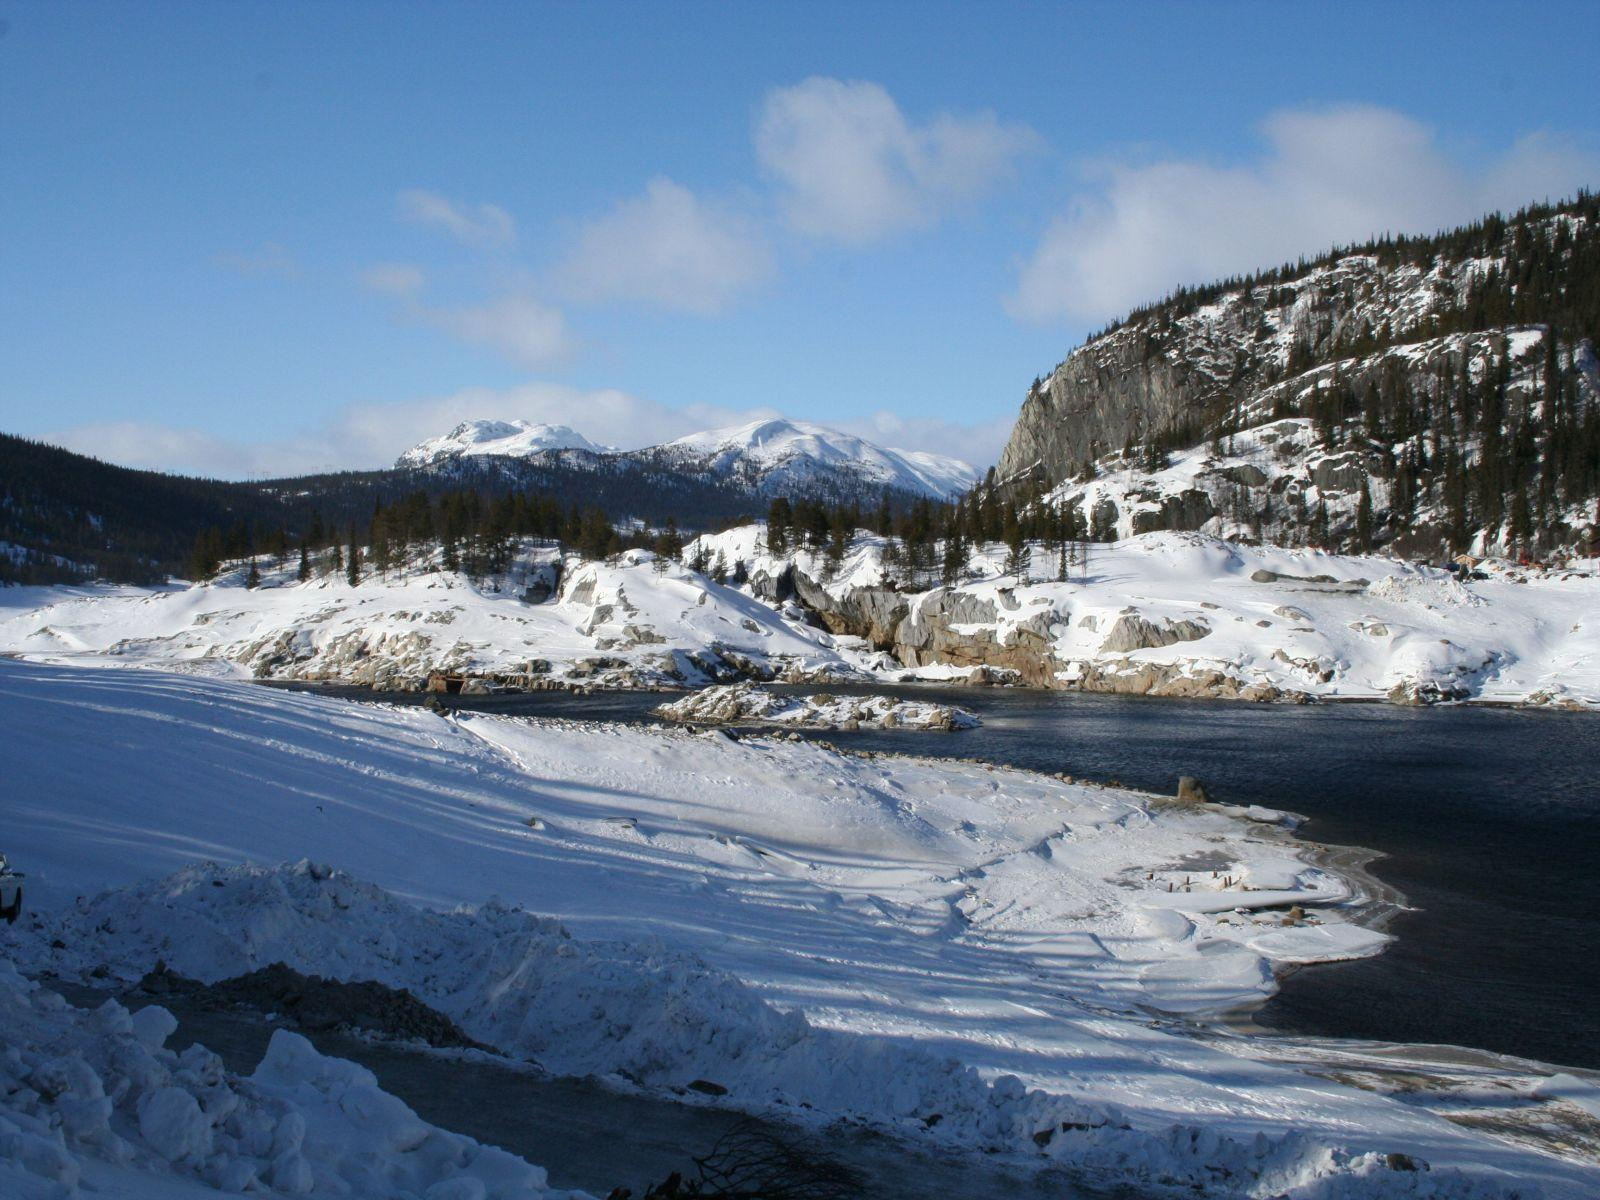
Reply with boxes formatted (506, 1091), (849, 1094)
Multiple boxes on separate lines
(994, 200), (1600, 559)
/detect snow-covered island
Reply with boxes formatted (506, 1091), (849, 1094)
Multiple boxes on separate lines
(3, 656), (1598, 1198)
(653, 682), (980, 730)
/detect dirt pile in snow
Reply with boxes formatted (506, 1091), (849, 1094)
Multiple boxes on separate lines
(135, 960), (488, 1051)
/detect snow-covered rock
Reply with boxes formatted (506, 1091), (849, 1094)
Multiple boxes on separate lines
(0, 955), (581, 1199)
(653, 682), (979, 730)
(0, 545), (863, 691)
(689, 525), (1600, 707)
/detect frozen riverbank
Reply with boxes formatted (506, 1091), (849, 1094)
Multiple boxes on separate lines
(2, 658), (1596, 1196)
(4, 526), (1598, 709)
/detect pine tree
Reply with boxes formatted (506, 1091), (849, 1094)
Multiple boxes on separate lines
(296, 543), (311, 583)
(941, 526), (967, 586)
(346, 527), (361, 587)
(766, 498), (791, 556)
(1003, 521), (1030, 584)
(245, 558), (261, 589)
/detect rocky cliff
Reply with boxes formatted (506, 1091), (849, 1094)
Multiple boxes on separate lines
(997, 196), (1600, 558)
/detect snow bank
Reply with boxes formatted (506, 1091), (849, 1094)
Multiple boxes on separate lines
(0, 955), (581, 1199)
(652, 682), (979, 730)
(4, 864), (1534, 1200)
(11, 520), (1593, 707)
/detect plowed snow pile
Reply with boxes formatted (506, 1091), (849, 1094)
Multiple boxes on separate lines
(0, 957), (583, 1199)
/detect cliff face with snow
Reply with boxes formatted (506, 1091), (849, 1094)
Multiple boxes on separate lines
(998, 198), (1600, 558)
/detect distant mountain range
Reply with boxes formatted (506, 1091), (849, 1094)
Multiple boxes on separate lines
(0, 417), (978, 585)
(396, 416), (979, 503)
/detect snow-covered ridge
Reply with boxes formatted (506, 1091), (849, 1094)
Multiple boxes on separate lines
(648, 418), (980, 500)
(3, 524), (1598, 706)
(397, 418), (611, 468)
(397, 416), (980, 501)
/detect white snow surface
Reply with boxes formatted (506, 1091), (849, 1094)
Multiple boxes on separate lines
(0, 955), (584, 1199)
(397, 419), (611, 467)
(1, 658), (1591, 1197)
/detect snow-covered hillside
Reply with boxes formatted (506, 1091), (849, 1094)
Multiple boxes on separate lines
(691, 526), (1600, 707)
(998, 200), (1600, 557)
(397, 419), (611, 468)
(0, 545), (860, 690)
(4, 658), (1594, 1197)
(398, 415), (979, 502)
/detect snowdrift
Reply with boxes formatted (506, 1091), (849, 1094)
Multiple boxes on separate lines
(4, 863), (1537, 1200)
(0, 955), (581, 1199)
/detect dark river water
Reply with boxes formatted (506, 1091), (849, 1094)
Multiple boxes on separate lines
(283, 682), (1600, 1070)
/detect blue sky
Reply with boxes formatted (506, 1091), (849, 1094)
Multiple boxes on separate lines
(3, 1), (1598, 478)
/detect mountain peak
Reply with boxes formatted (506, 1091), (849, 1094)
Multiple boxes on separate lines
(397, 419), (609, 468)
(658, 418), (978, 499)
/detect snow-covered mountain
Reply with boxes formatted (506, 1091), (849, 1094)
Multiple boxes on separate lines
(640, 418), (979, 500)
(397, 416), (979, 503)
(396, 419), (611, 468)
(996, 195), (1600, 558)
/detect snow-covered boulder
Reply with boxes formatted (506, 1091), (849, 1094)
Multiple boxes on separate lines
(653, 683), (979, 730)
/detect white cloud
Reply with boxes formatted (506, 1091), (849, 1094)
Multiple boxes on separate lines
(833, 410), (1011, 472)
(46, 423), (275, 480)
(45, 386), (781, 480)
(360, 262), (426, 296)
(421, 294), (573, 370)
(557, 177), (773, 314)
(212, 242), (300, 279)
(755, 77), (1038, 244)
(1009, 105), (1600, 324)
(397, 189), (517, 248)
